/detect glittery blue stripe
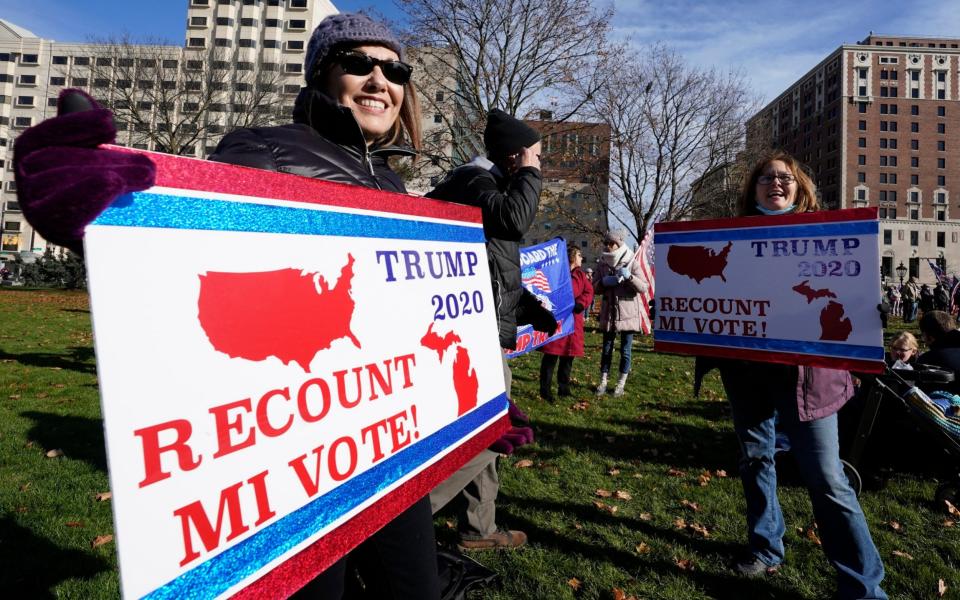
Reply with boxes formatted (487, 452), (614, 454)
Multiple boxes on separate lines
(655, 221), (877, 244)
(92, 192), (485, 242)
(144, 394), (508, 600)
(654, 330), (884, 359)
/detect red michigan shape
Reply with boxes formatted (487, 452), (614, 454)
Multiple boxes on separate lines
(197, 254), (360, 371)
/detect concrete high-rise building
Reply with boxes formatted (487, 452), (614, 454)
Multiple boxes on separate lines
(747, 34), (960, 284)
(0, 0), (336, 259)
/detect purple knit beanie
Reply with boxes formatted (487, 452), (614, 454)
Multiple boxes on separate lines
(304, 13), (403, 84)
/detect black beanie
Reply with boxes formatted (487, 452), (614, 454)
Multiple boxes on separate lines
(484, 109), (541, 158)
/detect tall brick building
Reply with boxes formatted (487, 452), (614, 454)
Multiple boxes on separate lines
(746, 34), (960, 284)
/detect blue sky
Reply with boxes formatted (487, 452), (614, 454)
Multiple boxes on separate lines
(3, 0), (959, 104)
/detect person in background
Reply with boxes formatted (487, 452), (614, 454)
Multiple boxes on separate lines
(919, 283), (935, 319)
(886, 285), (901, 318)
(901, 277), (921, 323)
(584, 267), (595, 319)
(700, 152), (887, 600)
(539, 246), (594, 401)
(886, 331), (919, 369)
(426, 109), (554, 550)
(593, 229), (648, 397)
(918, 310), (960, 394)
(16, 12), (442, 599)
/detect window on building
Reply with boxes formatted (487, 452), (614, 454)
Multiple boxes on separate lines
(911, 157), (919, 167)
(937, 123), (946, 134)
(910, 208), (919, 220)
(938, 158), (946, 168)
(46, 97), (58, 107)
(190, 16), (207, 26)
(883, 230), (892, 245)
(265, 19), (279, 27)
(939, 175), (946, 185)
(239, 39), (256, 48)
(70, 77), (88, 87)
(285, 63), (302, 73)
(290, 0), (308, 7)
(241, 18), (258, 26)
(911, 139), (919, 150)
(192, 0), (209, 5)
(186, 60), (203, 70)
(880, 190), (888, 202)
(938, 210), (946, 221)
(188, 38), (206, 48)
(51, 55), (68, 65)
(937, 192), (946, 203)
(910, 231), (919, 246)
(49, 76), (66, 86)
(857, 189), (866, 200)
(911, 191), (919, 202)
(214, 38), (231, 47)
(13, 116), (32, 128)
(857, 172), (866, 182)
(911, 174), (919, 184)
(18, 74), (36, 85)
(858, 137), (866, 147)
(288, 19), (307, 29)
(858, 120), (866, 130)
(938, 232), (946, 246)
(263, 40), (280, 48)
(938, 106), (946, 117)
(858, 102), (867, 113)
(911, 104), (919, 115)
(286, 40), (304, 50)
(938, 140), (946, 151)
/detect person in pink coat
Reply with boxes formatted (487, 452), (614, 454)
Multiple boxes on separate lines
(539, 246), (595, 400)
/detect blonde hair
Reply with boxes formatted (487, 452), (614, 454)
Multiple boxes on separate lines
(890, 331), (919, 352)
(739, 151), (819, 216)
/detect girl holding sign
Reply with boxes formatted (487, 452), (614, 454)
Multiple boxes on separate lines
(715, 153), (887, 600)
(14, 13), (442, 600)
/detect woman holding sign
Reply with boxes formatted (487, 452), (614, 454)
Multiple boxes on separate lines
(14, 13), (442, 600)
(713, 153), (887, 600)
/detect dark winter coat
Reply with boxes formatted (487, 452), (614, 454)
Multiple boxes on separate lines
(209, 88), (413, 192)
(919, 328), (960, 394)
(695, 357), (853, 422)
(426, 157), (542, 349)
(540, 266), (594, 357)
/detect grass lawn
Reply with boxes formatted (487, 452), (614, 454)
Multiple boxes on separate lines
(1, 289), (957, 599)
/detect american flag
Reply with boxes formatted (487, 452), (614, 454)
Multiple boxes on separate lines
(928, 259), (946, 285)
(634, 229), (656, 334)
(522, 268), (552, 293)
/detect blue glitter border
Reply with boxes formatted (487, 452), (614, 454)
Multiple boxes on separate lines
(654, 220), (877, 244)
(93, 192), (485, 243)
(655, 330), (884, 359)
(144, 394), (508, 599)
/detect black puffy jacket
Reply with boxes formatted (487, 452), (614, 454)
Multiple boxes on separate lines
(426, 157), (541, 349)
(209, 88), (413, 191)
(919, 328), (960, 394)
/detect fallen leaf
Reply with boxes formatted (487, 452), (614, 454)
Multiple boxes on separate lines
(635, 542), (651, 554)
(514, 459), (534, 468)
(698, 472), (711, 487)
(567, 577), (582, 591)
(688, 522), (710, 538)
(91, 534), (114, 548)
(945, 500), (960, 517)
(612, 588), (627, 600)
(596, 489), (613, 498)
(805, 527), (822, 545)
(572, 401), (590, 411)
(65, 521), (84, 528)
(938, 579), (947, 597)
(573, 522), (583, 530)
(95, 492), (112, 502)
(674, 557), (695, 571)
(8, 394), (20, 399)
(608, 468), (621, 476)
(673, 517), (687, 529)
(714, 469), (728, 477)
(45, 449), (64, 458)
(943, 520), (955, 528)
(53, 384), (65, 389)
(888, 520), (902, 532)
(19, 483), (30, 492)
(593, 501), (618, 514)
(633, 473), (644, 479)
(445, 520), (456, 529)
(614, 490), (632, 501)
(680, 499), (701, 512)
(666, 468), (686, 477)
(639, 512), (652, 521)
(891, 550), (914, 560)
(36, 392), (48, 399)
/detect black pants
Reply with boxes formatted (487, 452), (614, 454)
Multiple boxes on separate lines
(292, 496), (440, 599)
(540, 354), (574, 395)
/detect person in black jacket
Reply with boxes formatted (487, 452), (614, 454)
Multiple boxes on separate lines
(918, 310), (960, 394)
(426, 110), (549, 550)
(15, 12), (441, 600)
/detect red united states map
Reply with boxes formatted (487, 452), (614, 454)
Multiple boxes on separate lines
(197, 254), (360, 371)
(666, 242), (733, 284)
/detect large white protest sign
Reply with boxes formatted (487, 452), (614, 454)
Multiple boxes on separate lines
(653, 208), (884, 373)
(84, 150), (508, 598)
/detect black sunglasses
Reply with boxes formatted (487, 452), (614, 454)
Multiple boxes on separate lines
(331, 50), (413, 85)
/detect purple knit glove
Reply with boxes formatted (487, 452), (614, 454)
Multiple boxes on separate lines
(488, 426), (535, 455)
(14, 89), (156, 254)
(507, 399), (529, 426)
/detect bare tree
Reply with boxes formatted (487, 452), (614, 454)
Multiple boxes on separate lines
(584, 44), (759, 240)
(81, 35), (289, 156)
(398, 0), (614, 177)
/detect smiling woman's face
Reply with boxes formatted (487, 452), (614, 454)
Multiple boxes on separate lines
(324, 45), (404, 145)
(755, 160), (798, 212)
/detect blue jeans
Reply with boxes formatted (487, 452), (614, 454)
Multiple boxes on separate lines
(600, 331), (633, 375)
(725, 383), (887, 600)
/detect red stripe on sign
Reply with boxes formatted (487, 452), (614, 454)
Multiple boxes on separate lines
(653, 340), (885, 374)
(106, 145), (482, 225)
(232, 414), (510, 599)
(653, 207), (878, 234)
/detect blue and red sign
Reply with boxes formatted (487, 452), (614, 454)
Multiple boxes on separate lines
(506, 237), (574, 358)
(84, 150), (509, 599)
(653, 208), (884, 373)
